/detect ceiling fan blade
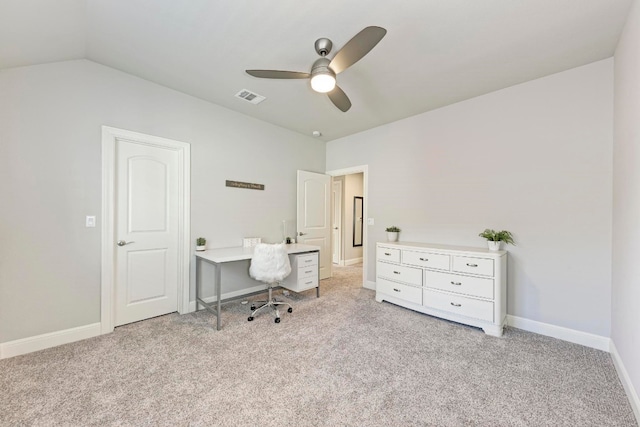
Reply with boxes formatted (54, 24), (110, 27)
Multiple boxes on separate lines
(327, 85), (352, 112)
(246, 70), (310, 79)
(329, 26), (387, 74)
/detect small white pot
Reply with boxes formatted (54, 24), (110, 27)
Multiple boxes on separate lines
(196, 245), (206, 251)
(487, 241), (501, 251)
(387, 232), (399, 242)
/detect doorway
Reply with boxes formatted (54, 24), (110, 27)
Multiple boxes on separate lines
(101, 126), (191, 334)
(326, 166), (368, 289)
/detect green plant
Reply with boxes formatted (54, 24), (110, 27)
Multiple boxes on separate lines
(196, 237), (206, 246)
(478, 229), (515, 245)
(386, 226), (401, 232)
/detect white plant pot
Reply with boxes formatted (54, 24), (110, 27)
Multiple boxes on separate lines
(487, 241), (501, 251)
(387, 232), (399, 242)
(196, 245), (206, 251)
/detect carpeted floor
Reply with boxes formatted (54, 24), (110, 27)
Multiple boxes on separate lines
(0, 264), (637, 426)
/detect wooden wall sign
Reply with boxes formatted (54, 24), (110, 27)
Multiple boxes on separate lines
(225, 180), (265, 190)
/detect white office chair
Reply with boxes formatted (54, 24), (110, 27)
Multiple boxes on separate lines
(248, 243), (293, 323)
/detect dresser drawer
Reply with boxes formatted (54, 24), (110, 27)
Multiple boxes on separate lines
(298, 264), (318, 279)
(423, 289), (494, 322)
(377, 262), (422, 286)
(452, 256), (494, 277)
(377, 246), (401, 263)
(377, 277), (422, 305)
(424, 271), (494, 299)
(402, 250), (450, 271)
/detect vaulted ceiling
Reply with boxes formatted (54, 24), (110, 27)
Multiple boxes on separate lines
(0, 0), (633, 141)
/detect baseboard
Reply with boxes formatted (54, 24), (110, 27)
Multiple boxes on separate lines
(506, 315), (610, 351)
(189, 284), (267, 312)
(364, 280), (376, 291)
(0, 322), (102, 360)
(344, 257), (363, 266)
(610, 340), (640, 424)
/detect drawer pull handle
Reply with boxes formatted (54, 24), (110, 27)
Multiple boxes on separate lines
(466, 263), (478, 267)
(419, 257), (428, 261)
(450, 302), (462, 307)
(304, 270), (313, 274)
(384, 252), (391, 256)
(450, 281), (462, 286)
(393, 271), (401, 274)
(393, 288), (401, 292)
(304, 260), (313, 263)
(305, 281), (313, 285)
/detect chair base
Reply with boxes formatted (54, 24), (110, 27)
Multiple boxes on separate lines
(247, 286), (292, 323)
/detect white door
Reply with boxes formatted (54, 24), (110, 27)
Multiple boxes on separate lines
(332, 180), (342, 265)
(114, 139), (179, 326)
(297, 170), (331, 279)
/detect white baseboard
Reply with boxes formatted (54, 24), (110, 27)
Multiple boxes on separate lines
(0, 322), (102, 360)
(364, 280), (376, 291)
(189, 284), (267, 312)
(344, 257), (363, 266)
(610, 340), (640, 424)
(506, 315), (610, 351)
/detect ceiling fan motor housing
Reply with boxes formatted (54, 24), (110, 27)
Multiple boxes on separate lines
(311, 57), (334, 77)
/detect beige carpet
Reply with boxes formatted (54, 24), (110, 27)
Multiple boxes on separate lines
(0, 264), (636, 426)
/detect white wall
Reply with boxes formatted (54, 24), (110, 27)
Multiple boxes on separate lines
(0, 59), (324, 343)
(613, 0), (640, 414)
(327, 59), (613, 337)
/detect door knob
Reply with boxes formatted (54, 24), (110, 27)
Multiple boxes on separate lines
(297, 232), (307, 236)
(117, 240), (135, 246)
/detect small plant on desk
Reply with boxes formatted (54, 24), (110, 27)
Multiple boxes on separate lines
(196, 237), (206, 251)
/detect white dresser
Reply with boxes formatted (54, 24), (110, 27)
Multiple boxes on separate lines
(375, 242), (507, 336)
(282, 252), (319, 293)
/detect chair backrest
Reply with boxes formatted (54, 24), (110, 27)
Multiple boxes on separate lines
(249, 243), (292, 283)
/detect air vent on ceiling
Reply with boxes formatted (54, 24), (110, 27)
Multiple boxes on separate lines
(235, 89), (266, 105)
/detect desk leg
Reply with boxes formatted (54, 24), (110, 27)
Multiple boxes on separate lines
(215, 262), (222, 331)
(316, 253), (320, 298)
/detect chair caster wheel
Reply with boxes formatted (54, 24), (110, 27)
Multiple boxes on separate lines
(275, 317), (281, 323)
(250, 306), (255, 311)
(287, 307), (293, 313)
(248, 316), (254, 321)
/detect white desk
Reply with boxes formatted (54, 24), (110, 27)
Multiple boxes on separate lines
(195, 243), (320, 330)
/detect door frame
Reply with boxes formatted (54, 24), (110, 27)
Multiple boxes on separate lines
(101, 126), (191, 334)
(332, 179), (343, 265)
(326, 165), (369, 289)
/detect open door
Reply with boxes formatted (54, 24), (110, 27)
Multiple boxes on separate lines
(297, 170), (331, 279)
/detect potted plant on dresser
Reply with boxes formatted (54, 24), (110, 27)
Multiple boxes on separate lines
(385, 226), (401, 242)
(478, 229), (514, 251)
(196, 237), (207, 251)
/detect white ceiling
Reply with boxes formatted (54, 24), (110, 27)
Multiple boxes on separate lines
(0, 0), (633, 141)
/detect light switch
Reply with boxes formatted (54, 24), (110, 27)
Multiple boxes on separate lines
(86, 216), (96, 228)
(367, 218), (374, 226)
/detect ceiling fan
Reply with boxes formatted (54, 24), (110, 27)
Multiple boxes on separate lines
(245, 26), (387, 112)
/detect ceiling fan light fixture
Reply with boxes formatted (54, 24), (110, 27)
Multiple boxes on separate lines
(310, 57), (336, 93)
(310, 73), (336, 93)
